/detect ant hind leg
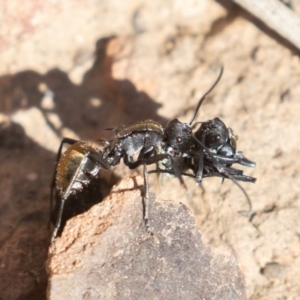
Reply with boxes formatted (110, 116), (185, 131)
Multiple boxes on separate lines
(49, 138), (79, 234)
(142, 163), (150, 230)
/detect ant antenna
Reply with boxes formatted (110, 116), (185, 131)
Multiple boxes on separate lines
(191, 121), (203, 130)
(189, 66), (224, 126)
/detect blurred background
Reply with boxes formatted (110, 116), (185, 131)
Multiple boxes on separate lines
(0, 0), (300, 299)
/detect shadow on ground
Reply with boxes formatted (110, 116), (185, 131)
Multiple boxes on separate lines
(0, 36), (167, 299)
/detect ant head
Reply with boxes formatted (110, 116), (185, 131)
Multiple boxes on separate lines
(195, 117), (229, 150)
(164, 119), (193, 152)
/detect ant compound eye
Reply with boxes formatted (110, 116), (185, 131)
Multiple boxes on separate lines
(214, 134), (221, 141)
(176, 137), (182, 143)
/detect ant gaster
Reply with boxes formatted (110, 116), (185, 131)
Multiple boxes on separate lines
(51, 138), (112, 241)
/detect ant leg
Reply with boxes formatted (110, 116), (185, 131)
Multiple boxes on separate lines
(125, 154), (187, 188)
(195, 149), (204, 184)
(51, 197), (66, 242)
(204, 171), (254, 217)
(170, 156), (187, 188)
(222, 166), (243, 176)
(51, 152), (89, 242)
(150, 168), (255, 217)
(123, 154), (153, 227)
(143, 163), (150, 229)
(124, 153), (170, 169)
(212, 155), (239, 165)
(202, 171), (256, 183)
(211, 153), (255, 168)
(131, 153), (189, 191)
(87, 151), (113, 171)
(235, 151), (256, 167)
(123, 155), (152, 231)
(193, 135), (230, 175)
(49, 138), (79, 228)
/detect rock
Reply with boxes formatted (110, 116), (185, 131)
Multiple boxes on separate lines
(47, 176), (246, 300)
(2, 0), (300, 298)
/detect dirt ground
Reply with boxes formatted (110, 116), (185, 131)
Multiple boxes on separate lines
(0, 0), (300, 299)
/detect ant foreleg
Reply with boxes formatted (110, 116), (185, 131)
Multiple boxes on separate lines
(234, 151), (256, 167)
(204, 171), (254, 216)
(51, 197), (66, 243)
(210, 153), (256, 168)
(124, 153), (170, 169)
(202, 171), (256, 183)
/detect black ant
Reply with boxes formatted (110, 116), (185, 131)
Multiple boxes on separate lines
(50, 67), (256, 242)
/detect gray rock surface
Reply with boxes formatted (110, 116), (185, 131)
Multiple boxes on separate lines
(47, 176), (247, 300)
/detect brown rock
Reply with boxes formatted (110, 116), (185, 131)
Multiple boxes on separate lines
(47, 176), (247, 300)
(2, 0), (300, 298)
